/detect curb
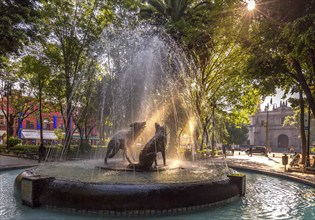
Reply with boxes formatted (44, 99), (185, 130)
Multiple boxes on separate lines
(0, 165), (39, 172)
(229, 164), (315, 188)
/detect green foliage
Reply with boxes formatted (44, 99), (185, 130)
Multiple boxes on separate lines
(0, 144), (6, 153)
(0, 60), (39, 138)
(7, 137), (21, 148)
(246, 0), (315, 116)
(197, 148), (216, 155)
(38, 0), (115, 154)
(19, 56), (51, 92)
(0, 0), (40, 67)
(283, 110), (300, 129)
(79, 143), (92, 153)
(54, 128), (64, 142)
(141, 0), (191, 22)
(226, 123), (249, 145)
(10, 145), (39, 154)
(228, 173), (245, 177)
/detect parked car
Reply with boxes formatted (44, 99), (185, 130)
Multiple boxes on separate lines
(239, 145), (254, 151)
(245, 146), (267, 155)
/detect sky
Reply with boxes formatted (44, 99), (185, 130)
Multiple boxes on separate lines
(260, 89), (299, 111)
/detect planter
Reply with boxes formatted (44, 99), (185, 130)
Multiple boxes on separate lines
(227, 174), (246, 196)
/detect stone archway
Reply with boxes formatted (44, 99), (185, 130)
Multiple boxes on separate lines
(278, 134), (289, 148)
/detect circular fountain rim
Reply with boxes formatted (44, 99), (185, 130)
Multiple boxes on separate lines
(27, 159), (232, 184)
(14, 167), (245, 216)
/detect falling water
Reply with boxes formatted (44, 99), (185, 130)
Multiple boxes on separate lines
(99, 25), (190, 126)
(95, 24), (196, 159)
(44, 23), (203, 166)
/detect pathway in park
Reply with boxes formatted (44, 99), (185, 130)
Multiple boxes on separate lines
(0, 155), (39, 170)
(223, 151), (315, 187)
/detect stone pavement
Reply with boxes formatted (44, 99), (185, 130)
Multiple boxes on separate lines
(1, 152), (315, 187)
(222, 151), (315, 187)
(0, 155), (39, 171)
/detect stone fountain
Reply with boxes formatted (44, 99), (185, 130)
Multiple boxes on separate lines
(14, 25), (245, 216)
(14, 159), (245, 216)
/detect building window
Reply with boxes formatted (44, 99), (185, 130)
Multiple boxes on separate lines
(0, 116), (6, 126)
(26, 121), (34, 129)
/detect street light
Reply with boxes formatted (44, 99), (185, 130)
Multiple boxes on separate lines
(265, 99), (273, 153)
(265, 103), (269, 151)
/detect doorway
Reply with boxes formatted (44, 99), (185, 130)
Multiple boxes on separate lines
(278, 134), (289, 148)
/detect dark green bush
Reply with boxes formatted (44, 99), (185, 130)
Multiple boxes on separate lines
(7, 137), (22, 148)
(0, 144), (6, 153)
(11, 145), (39, 154)
(68, 145), (80, 156)
(79, 143), (91, 153)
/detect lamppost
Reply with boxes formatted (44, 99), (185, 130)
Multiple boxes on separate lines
(265, 103), (269, 151)
(265, 99), (273, 152)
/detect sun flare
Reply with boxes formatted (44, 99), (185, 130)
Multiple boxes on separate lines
(247, 0), (255, 11)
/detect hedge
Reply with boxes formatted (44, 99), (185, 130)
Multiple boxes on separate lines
(0, 144), (107, 158)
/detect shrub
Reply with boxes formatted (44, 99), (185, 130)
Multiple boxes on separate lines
(79, 143), (91, 154)
(11, 145), (39, 154)
(0, 144), (6, 153)
(7, 137), (22, 148)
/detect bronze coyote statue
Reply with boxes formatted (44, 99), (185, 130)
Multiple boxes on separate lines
(128, 123), (167, 171)
(104, 121), (146, 164)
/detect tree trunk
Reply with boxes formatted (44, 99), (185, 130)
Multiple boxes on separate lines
(8, 115), (14, 137)
(99, 83), (106, 144)
(62, 102), (73, 159)
(292, 58), (315, 118)
(299, 89), (307, 164)
(38, 84), (46, 163)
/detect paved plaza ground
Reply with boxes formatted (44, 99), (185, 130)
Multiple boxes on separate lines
(0, 155), (39, 170)
(223, 151), (315, 187)
(1, 151), (314, 187)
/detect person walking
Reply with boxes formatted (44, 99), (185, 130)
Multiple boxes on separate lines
(249, 147), (253, 157)
(223, 145), (227, 158)
(231, 145), (235, 156)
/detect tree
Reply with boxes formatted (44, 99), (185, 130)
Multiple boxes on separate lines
(0, 0), (40, 68)
(72, 59), (101, 153)
(0, 61), (38, 140)
(226, 123), (249, 145)
(139, 0), (260, 155)
(19, 55), (51, 161)
(140, 0), (218, 49)
(181, 2), (259, 153)
(244, 0), (315, 164)
(40, 0), (114, 158)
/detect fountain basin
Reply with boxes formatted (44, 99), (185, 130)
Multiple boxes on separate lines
(14, 160), (245, 216)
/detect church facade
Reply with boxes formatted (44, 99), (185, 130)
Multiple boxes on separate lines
(248, 101), (301, 152)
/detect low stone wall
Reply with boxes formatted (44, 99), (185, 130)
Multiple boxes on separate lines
(15, 170), (245, 216)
